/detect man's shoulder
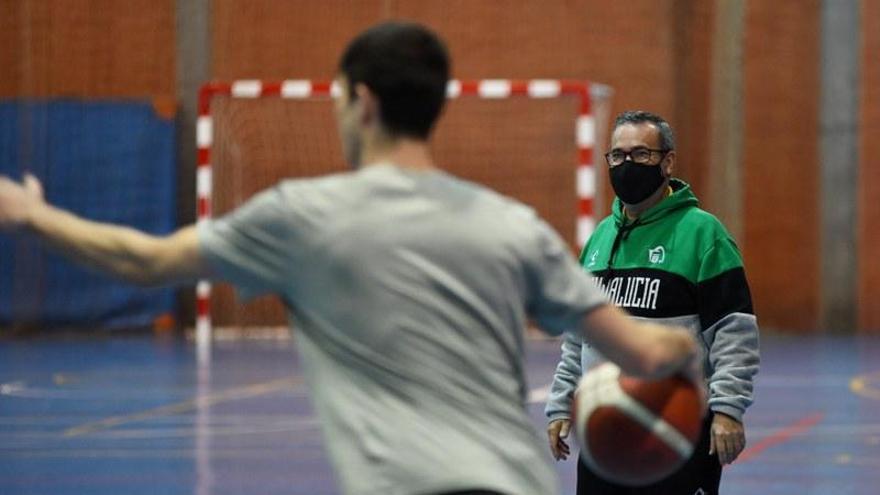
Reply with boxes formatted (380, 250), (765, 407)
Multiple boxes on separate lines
(272, 170), (368, 206)
(675, 205), (733, 238)
(277, 169), (353, 192)
(594, 213), (617, 232)
(672, 207), (747, 271)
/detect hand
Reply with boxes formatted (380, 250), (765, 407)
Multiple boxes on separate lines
(0, 174), (44, 232)
(709, 412), (746, 465)
(547, 419), (571, 461)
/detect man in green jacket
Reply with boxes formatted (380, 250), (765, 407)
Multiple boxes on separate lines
(546, 111), (760, 495)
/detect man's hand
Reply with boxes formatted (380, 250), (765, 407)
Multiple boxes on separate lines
(547, 418), (571, 461)
(709, 412), (745, 465)
(0, 174), (44, 232)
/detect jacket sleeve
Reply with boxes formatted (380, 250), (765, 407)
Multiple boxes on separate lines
(544, 330), (584, 422)
(698, 238), (761, 422)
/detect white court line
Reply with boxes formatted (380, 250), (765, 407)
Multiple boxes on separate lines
(64, 376), (304, 437)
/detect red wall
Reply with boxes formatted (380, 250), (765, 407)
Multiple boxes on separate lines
(208, 0), (722, 327)
(741, 0), (821, 331)
(4, 0), (863, 332)
(212, 0), (823, 330)
(858, 0), (880, 332)
(0, 0), (174, 98)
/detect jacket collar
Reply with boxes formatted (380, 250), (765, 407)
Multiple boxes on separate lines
(611, 178), (699, 227)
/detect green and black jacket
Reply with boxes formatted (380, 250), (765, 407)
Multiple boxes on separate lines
(546, 179), (760, 422)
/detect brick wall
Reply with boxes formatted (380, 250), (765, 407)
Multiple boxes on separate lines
(741, 0), (821, 331)
(3, 0), (854, 332)
(0, 0), (174, 98)
(858, 0), (880, 332)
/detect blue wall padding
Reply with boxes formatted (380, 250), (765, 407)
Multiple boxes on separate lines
(0, 100), (177, 329)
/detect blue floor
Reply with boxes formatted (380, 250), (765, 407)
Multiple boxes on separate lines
(1, 332), (879, 494)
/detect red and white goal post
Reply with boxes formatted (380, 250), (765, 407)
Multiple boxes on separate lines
(194, 78), (612, 344)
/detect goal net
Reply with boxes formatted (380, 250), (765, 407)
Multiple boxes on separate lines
(196, 79), (612, 336)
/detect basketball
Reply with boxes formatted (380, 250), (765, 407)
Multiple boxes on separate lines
(571, 362), (706, 486)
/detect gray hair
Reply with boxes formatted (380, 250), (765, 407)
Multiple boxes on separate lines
(613, 110), (676, 150)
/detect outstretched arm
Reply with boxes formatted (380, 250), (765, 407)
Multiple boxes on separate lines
(582, 304), (701, 381)
(0, 174), (208, 286)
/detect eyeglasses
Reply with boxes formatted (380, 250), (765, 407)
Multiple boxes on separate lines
(604, 147), (670, 167)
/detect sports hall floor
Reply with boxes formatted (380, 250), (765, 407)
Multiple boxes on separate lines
(1, 331), (878, 494)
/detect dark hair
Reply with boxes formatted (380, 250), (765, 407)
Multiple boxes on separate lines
(339, 21), (450, 140)
(613, 111), (676, 150)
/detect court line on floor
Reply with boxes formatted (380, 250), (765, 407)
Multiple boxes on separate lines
(63, 376), (303, 437)
(850, 370), (880, 400)
(736, 412), (824, 463)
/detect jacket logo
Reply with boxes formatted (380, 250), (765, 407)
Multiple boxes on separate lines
(648, 245), (666, 264)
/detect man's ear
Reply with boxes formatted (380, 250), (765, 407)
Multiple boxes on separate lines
(354, 83), (379, 127)
(662, 151), (676, 178)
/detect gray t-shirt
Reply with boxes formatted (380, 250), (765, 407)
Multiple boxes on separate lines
(198, 164), (607, 495)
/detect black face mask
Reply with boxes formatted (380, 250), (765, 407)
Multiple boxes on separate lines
(609, 161), (667, 205)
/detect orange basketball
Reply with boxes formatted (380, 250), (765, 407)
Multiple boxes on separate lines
(571, 362), (706, 486)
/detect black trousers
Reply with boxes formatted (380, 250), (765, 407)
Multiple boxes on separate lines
(577, 413), (722, 495)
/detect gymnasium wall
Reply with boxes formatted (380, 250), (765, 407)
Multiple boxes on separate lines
(859, 0), (880, 332)
(211, 0), (714, 203)
(0, 0), (175, 98)
(210, 0), (820, 331)
(2, 0), (875, 332)
(741, 1), (821, 331)
(208, 0), (721, 327)
(208, 0), (880, 334)
(0, 0), (178, 330)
